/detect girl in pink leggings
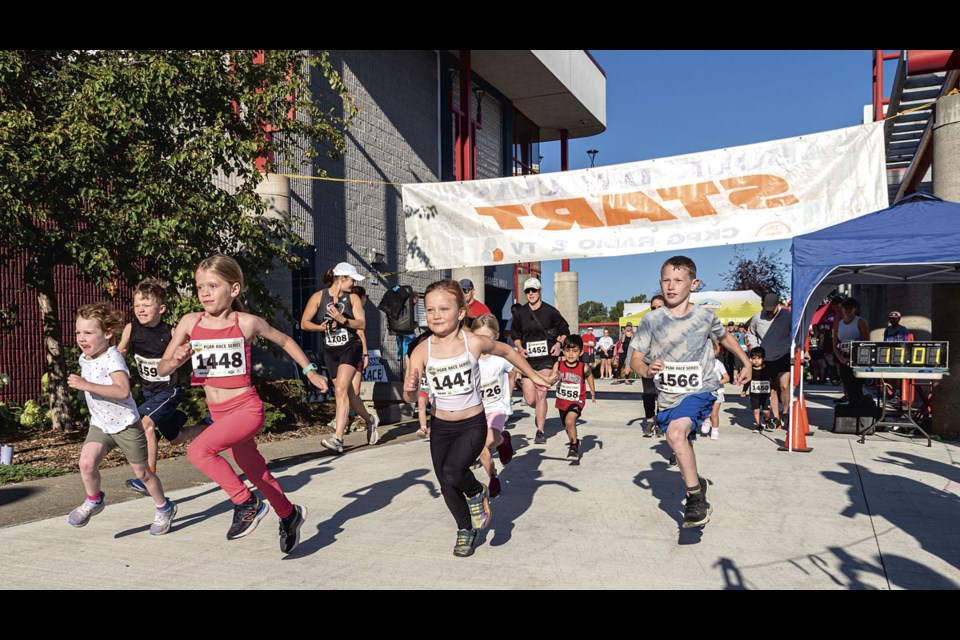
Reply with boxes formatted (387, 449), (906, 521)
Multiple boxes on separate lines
(158, 254), (328, 554)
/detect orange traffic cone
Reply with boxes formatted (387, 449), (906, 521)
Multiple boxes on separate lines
(778, 392), (813, 452)
(799, 392), (814, 436)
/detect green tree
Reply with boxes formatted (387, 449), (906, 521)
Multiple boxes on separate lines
(579, 300), (608, 323)
(608, 294), (648, 322)
(0, 50), (355, 431)
(722, 246), (789, 298)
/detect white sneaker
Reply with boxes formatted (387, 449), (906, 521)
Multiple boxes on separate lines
(321, 436), (344, 454)
(700, 417), (712, 435)
(710, 427), (719, 440)
(367, 413), (381, 445)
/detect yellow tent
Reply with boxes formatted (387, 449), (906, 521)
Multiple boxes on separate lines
(619, 291), (762, 328)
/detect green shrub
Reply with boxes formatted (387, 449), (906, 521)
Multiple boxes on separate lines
(261, 402), (284, 432)
(19, 400), (50, 430)
(0, 464), (69, 484)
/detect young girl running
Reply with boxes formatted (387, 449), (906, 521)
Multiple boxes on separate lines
(67, 303), (176, 535)
(158, 254), (328, 554)
(470, 314), (516, 499)
(300, 263), (380, 453)
(403, 280), (551, 558)
(701, 339), (730, 440)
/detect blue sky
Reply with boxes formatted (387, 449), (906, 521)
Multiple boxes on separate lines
(534, 50), (895, 309)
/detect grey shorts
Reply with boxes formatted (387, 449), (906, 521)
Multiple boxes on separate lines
(84, 421), (149, 465)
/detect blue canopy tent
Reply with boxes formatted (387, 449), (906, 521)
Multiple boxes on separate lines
(791, 193), (960, 344)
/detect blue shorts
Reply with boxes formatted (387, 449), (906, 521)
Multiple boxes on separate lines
(139, 387), (188, 441)
(656, 392), (716, 441)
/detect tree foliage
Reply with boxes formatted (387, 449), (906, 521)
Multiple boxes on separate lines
(608, 294), (648, 322)
(579, 300), (608, 323)
(721, 246), (789, 298)
(0, 50), (356, 430)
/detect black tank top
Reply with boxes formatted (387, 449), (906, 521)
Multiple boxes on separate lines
(318, 288), (360, 351)
(130, 321), (178, 393)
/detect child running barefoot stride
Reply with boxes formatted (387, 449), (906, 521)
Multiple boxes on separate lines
(68, 303), (176, 535)
(631, 256), (750, 528)
(403, 280), (551, 557)
(158, 254), (328, 554)
(470, 314), (516, 499)
(551, 334), (596, 461)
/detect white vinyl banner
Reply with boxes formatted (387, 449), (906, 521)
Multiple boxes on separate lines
(402, 123), (887, 271)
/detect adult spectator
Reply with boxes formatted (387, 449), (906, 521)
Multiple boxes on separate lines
(460, 279), (491, 323)
(746, 293), (792, 429)
(511, 277), (569, 444)
(723, 321), (737, 377)
(883, 310), (911, 342)
(614, 323), (635, 383)
(597, 329), (615, 379)
(581, 329), (597, 369)
(733, 323), (750, 374)
(833, 297), (870, 405)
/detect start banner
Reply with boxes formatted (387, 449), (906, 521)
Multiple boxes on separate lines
(402, 124), (887, 271)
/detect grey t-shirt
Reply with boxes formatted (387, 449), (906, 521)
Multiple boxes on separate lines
(747, 308), (792, 361)
(630, 306), (725, 410)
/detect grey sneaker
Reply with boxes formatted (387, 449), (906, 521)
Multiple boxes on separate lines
(641, 421), (654, 438)
(68, 492), (105, 527)
(321, 436), (344, 454)
(149, 499), (177, 536)
(465, 484), (491, 530)
(125, 478), (149, 496)
(453, 528), (478, 557)
(226, 497), (271, 540)
(366, 413), (381, 445)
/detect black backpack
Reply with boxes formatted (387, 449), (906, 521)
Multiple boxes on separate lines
(378, 285), (417, 335)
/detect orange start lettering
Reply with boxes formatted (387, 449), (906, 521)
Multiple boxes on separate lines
(474, 173), (798, 229)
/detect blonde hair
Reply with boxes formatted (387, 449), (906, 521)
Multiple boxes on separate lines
(196, 254), (246, 312)
(470, 313), (500, 339)
(77, 303), (125, 343)
(424, 279), (467, 328)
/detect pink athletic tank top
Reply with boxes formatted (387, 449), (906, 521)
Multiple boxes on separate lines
(189, 313), (253, 389)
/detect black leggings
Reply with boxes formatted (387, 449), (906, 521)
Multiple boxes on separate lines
(430, 412), (487, 530)
(641, 377), (658, 418)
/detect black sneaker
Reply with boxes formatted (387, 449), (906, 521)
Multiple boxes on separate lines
(226, 497), (270, 540)
(641, 422), (654, 438)
(682, 492), (712, 528)
(669, 452), (678, 466)
(566, 440), (580, 461)
(755, 423), (765, 433)
(279, 504), (307, 554)
(453, 528), (477, 557)
(772, 418), (784, 430)
(489, 476), (501, 498)
(534, 430), (547, 445)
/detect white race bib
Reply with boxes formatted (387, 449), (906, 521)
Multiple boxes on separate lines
(325, 328), (350, 348)
(191, 338), (247, 379)
(839, 341), (851, 355)
(481, 378), (504, 402)
(526, 340), (548, 358)
(655, 361), (702, 394)
(134, 355), (170, 383)
(750, 379), (771, 394)
(557, 382), (582, 403)
(426, 358), (475, 397)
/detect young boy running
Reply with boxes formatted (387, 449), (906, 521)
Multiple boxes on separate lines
(551, 334), (596, 461)
(631, 256), (751, 528)
(118, 279), (200, 495)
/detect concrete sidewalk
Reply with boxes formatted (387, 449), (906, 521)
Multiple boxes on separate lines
(1, 381), (958, 590)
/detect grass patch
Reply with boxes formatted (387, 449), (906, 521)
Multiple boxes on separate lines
(0, 464), (70, 485)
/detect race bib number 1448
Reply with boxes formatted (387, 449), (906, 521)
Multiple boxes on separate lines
(191, 338), (247, 378)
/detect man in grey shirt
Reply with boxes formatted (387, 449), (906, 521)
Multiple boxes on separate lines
(746, 293), (793, 429)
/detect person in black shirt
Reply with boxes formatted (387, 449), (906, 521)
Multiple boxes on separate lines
(510, 277), (569, 444)
(740, 347), (773, 431)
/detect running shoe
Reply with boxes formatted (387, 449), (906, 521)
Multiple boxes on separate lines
(125, 478), (149, 496)
(454, 528), (477, 557)
(772, 418), (784, 430)
(497, 431), (514, 465)
(488, 477), (501, 499)
(700, 417), (712, 435)
(534, 430), (547, 445)
(279, 504), (307, 554)
(710, 427), (719, 440)
(641, 420), (654, 438)
(566, 440), (580, 461)
(321, 436), (344, 454)
(465, 484), (491, 530)
(682, 492), (712, 528)
(367, 412), (381, 445)
(68, 492), (105, 527)
(669, 452), (678, 466)
(226, 497), (270, 540)
(149, 499), (177, 536)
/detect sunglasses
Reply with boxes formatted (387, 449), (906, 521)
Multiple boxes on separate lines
(462, 287), (473, 292)
(524, 288), (539, 294)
